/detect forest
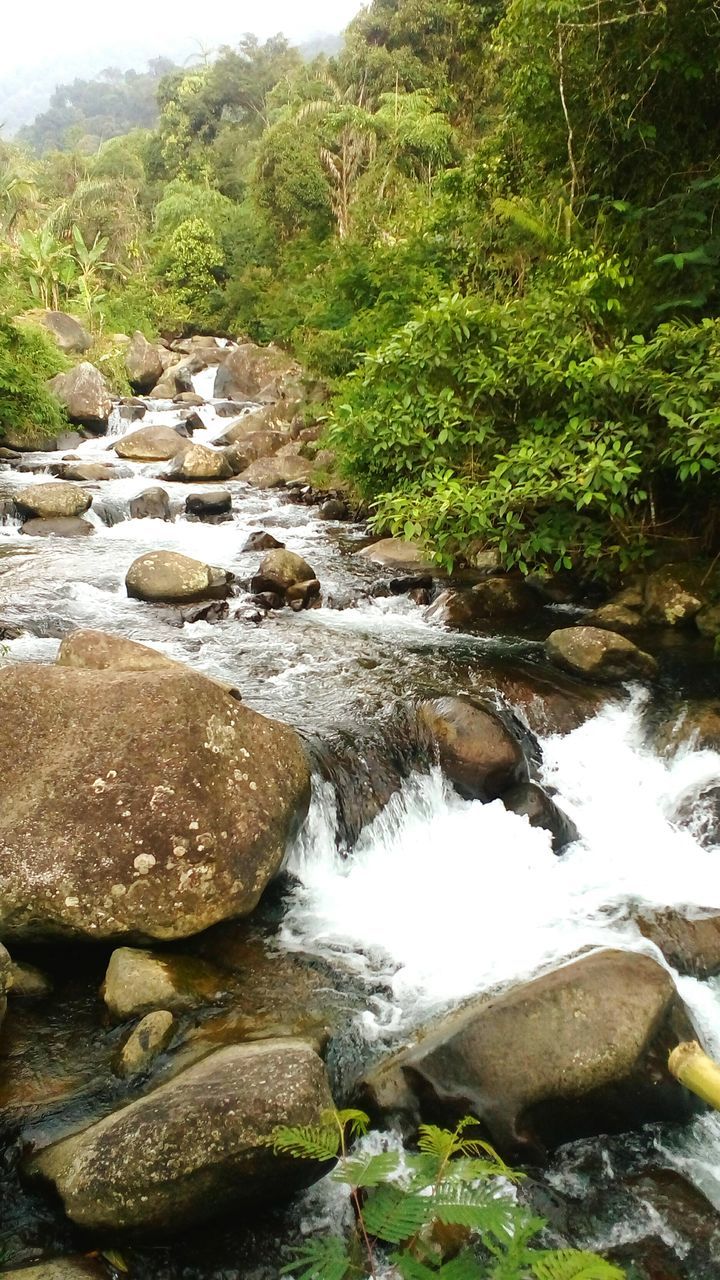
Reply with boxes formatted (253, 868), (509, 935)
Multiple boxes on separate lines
(2, 0), (720, 580)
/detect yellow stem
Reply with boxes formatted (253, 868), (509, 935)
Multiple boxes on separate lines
(668, 1041), (720, 1111)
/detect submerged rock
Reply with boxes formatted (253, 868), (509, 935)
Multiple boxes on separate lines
(417, 697), (529, 801)
(501, 781), (579, 853)
(0, 648), (310, 940)
(15, 482), (91, 520)
(115, 424), (185, 461)
(126, 550), (234, 603)
(637, 908), (720, 979)
(546, 626), (658, 682)
(48, 362), (112, 431)
(32, 1040), (334, 1231)
(103, 946), (228, 1020)
(361, 949), (701, 1157)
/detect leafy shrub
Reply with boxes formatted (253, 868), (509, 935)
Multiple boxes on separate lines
(268, 1109), (624, 1280)
(0, 317), (67, 444)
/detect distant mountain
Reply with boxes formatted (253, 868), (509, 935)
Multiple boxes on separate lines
(0, 32), (345, 147)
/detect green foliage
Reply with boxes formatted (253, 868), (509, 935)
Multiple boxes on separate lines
(0, 317), (66, 444)
(269, 1110), (623, 1280)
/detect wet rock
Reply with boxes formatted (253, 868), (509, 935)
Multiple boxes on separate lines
(21, 516), (93, 537)
(696, 601), (720, 638)
(32, 1039), (334, 1231)
(48, 362), (112, 431)
(165, 443), (234, 482)
(125, 330), (165, 392)
(36, 309), (92, 354)
(0, 941), (10, 1029)
(242, 530), (285, 553)
(651, 699), (720, 754)
(129, 487), (171, 521)
(15, 482), (91, 520)
(214, 342), (301, 402)
(253, 549), (317, 595)
(240, 455), (312, 488)
(115, 424), (186, 461)
(386, 573), (433, 596)
(182, 409), (205, 431)
(501, 782), (579, 853)
(636, 908), (720, 978)
(318, 498), (348, 520)
(468, 576), (537, 617)
(417, 697), (529, 801)
(0, 1261), (107, 1279)
(0, 656), (310, 940)
(251, 591), (284, 611)
(174, 391), (205, 406)
(126, 551), (234, 603)
(546, 626), (658, 682)
(359, 537), (435, 572)
(0, 445), (21, 459)
(57, 462), (119, 482)
(8, 960), (52, 998)
(220, 444), (250, 475)
(286, 579), (321, 609)
(586, 602), (643, 633)
(57, 628), (176, 673)
(103, 946), (228, 1020)
(424, 589), (482, 628)
(361, 949), (701, 1157)
(644, 564), (708, 626)
(118, 1009), (174, 1077)
(0, 619), (25, 640)
(118, 400), (147, 422)
(185, 489), (232, 520)
(178, 600), (230, 625)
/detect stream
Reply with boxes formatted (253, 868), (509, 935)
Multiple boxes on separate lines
(1, 371), (719, 1277)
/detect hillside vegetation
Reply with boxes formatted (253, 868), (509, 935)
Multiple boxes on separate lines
(2, 0), (720, 577)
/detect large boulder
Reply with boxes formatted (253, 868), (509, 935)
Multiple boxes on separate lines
(0, 644), (310, 940)
(115, 425), (186, 461)
(37, 310), (91, 354)
(129, 487), (171, 521)
(125, 331), (165, 393)
(0, 941), (11, 1030)
(126, 551), (233, 603)
(546, 626), (658, 682)
(15, 482), (91, 520)
(214, 342), (301, 402)
(48, 363), (112, 431)
(253, 549), (317, 595)
(239, 455), (312, 488)
(32, 1040), (333, 1231)
(217, 402), (299, 446)
(426, 579), (536, 629)
(165, 443), (234, 482)
(417, 697), (528, 801)
(359, 538), (436, 573)
(361, 949), (701, 1157)
(643, 564), (709, 627)
(57, 629), (176, 673)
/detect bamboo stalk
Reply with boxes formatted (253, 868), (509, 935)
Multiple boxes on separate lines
(668, 1041), (720, 1111)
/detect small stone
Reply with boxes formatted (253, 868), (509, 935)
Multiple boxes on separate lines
(242, 531), (284, 553)
(8, 960), (52, 999)
(118, 1010), (174, 1077)
(103, 946), (227, 1021)
(546, 626), (658, 682)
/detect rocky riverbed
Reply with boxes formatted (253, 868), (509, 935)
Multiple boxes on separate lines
(0, 331), (719, 1278)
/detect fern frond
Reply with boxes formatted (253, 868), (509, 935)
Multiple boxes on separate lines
(436, 1254), (488, 1280)
(333, 1108), (370, 1141)
(433, 1187), (524, 1233)
(531, 1251), (626, 1280)
(444, 1156), (524, 1185)
(363, 1184), (431, 1244)
(418, 1123), (456, 1162)
(333, 1151), (400, 1187)
(405, 1152), (445, 1190)
(266, 1124), (340, 1162)
(280, 1238), (351, 1280)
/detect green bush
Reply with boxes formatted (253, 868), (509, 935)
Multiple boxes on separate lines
(0, 317), (67, 445)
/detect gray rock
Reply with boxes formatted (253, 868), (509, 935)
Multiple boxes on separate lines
(239, 456), (312, 488)
(546, 626), (658, 682)
(48, 363), (112, 431)
(644, 564), (708, 626)
(118, 1009), (174, 1076)
(125, 331), (165, 392)
(8, 960), (52, 998)
(126, 551), (233, 603)
(0, 1261), (106, 1279)
(165, 443), (233, 482)
(242, 531), (285, 553)
(252, 549), (317, 596)
(214, 343), (301, 401)
(103, 946), (227, 1020)
(501, 782), (579, 853)
(185, 490), (232, 520)
(15, 482), (91, 520)
(37, 310), (91, 354)
(21, 517), (94, 538)
(115, 425), (186, 461)
(417, 697), (528, 801)
(32, 1040), (334, 1231)
(129, 487), (171, 521)
(359, 538), (435, 572)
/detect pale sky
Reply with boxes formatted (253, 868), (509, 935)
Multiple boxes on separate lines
(0, 0), (365, 74)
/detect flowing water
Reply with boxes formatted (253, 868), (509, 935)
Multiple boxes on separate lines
(0, 376), (719, 1276)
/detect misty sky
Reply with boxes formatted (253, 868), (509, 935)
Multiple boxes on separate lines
(0, 0), (365, 74)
